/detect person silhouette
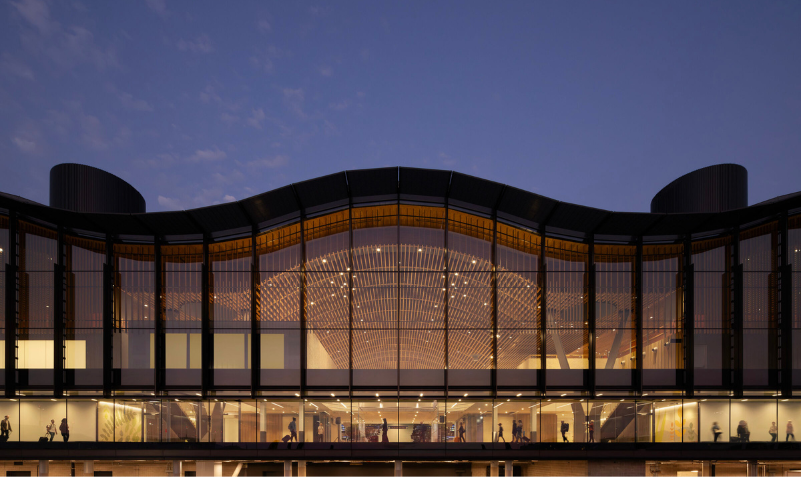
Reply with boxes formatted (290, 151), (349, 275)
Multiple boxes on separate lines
(382, 418), (389, 443)
(497, 423), (506, 442)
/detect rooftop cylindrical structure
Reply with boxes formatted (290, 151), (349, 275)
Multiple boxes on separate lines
(49, 163), (146, 213)
(650, 163), (748, 214)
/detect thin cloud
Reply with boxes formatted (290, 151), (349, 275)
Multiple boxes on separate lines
(11, 0), (52, 35)
(247, 108), (265, 129)
(319, 66), (333, 77)
(282, 88), (306, 119)
(248, 155), (289, 169)
(145, 0), (169, 18)
(0, 53), (35, 80)
(157, 195), (184, 210)
(329, 100), (349, 111)
(257, 19), (271, 32)
(176, 35), (214, 54)
(118, 92), (154, 112)
(187, 147), (227, 162)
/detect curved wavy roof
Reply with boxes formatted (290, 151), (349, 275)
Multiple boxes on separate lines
(1, 166), (799, 240)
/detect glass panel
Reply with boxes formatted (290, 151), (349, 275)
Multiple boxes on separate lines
(586, 400), (637, 442)
(210, 239), (251, 331)
(400, 329), (444, 386)
(352, 205), (398, 271)
(448, 210), (492, 270)
(497, 328), (540, 376)
(304, 210), (349, 268)
(498, 272), (538, 329)
(260, 330), (300, 387)
(398, 400), (443, 443)
(399, 205), (446, 272)
(114, 244), (155, 388)
(304, 399), (352, 443)
(259, 272), (299, 329)
(545, 329), (588, 370)
(67, 399), (98, 442)
(496, 223), (540, 272)
(729, 399), (777, 442)
(778, 399), (800, 442)
(693, 328), (730, 388)
(306, 271), (350, 329)
(400, 272), (444, 329)
(653, 400), (683, 442)
(446, 400), (493, 443)
(260, 400), (302, 443)
(306, 329), (348, 387)
(353, 329), (397, 387)
(449, 272), (491, 329)
(258, 223), (301, 272)
(213, 331), (250, 387)
(162, 400), (205, 442)
(352, 399), (397, 443)
(698, 399), (729, 442)
(19, 399), (66, 442)
(537, 400), (587, 443)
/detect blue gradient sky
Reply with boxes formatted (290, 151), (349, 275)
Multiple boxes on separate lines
(1, 0), (799, 212)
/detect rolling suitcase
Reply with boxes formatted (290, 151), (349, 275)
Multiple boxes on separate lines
(281, 435), (291, 443)
(39, 434), (50, 443)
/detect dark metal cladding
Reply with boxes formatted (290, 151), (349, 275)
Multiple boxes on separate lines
(50, 163), (146, 213)
(650, 163), (748, 213)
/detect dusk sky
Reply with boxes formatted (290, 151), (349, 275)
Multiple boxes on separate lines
(1, 0), (799, 213)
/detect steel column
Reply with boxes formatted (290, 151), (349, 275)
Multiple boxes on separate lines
(4, 211), (17, 397)
(539, 231), (546, 392)
(588, 235), (596, 395)
(201, 238), (210, 396)
(780, 211), (792, 396)
(103, 237), (113, 397)
(683, 237), (694, 397)
(251, 226), (260, 397)
(635, 239), (643, 395)
(53, 227), (65, 397)
(154, 237), (164, 394)
(732, 232), (742, 396)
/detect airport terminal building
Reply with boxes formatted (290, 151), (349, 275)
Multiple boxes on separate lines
(0, 163), (800, 476)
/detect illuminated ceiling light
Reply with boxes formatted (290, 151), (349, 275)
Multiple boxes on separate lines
(516, 393), (522, 397)
(322, 259), (327, 263)
(376, 248), (381, 252)
(418, 249), (422, 252)
(144, 304), (148, 307)
(295, 393), (300, 397)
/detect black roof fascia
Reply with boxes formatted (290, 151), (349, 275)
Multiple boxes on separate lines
(347, 167), (399, 204)
(293, 171), (349, 215)
(399, 167), (451, 204)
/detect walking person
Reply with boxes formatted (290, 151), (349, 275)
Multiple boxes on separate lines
(0, 415), (12, 441)
(59, 418), (69, 442)
(518, 420), (524, 443)
(317, 421), (324, 443)
(458, 421), (466, 443)
(381, 418), (389, 443)
(511, 419), (518, 443)
(787, 420), (795, 441)
(46, 419), (56, 442)
(712, 421), (722, 442)
(770, 422), (778, 442)
(288, 417), (298, 442)
(588, 420), (595, 443)
(736, 420), (750, 442)
(497, 423), (506, 442)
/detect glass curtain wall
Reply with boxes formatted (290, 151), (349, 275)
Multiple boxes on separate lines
(399, 205), (446, 387)
(18, 221), (57, 388)
(209, 238), (252, 387)
(496, 223), (540, 388)
(65, 235), (106, 388)
(258, 223), (302, 388)
(739, 222), (779, 388)
(594, 245), (636, 388)
(791, 215), (801, 389)
(304, 210), (350, 388)
(162, 244), (203, 388)
(692, 237), (732, 388)
(352, 205), (398, 387)
(113, 244), (155, 388)
(642, 244), (684, 387)
(0, 215), (8, 388)
(545, 238), (588, 387)
(447, 210), (493, 388)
